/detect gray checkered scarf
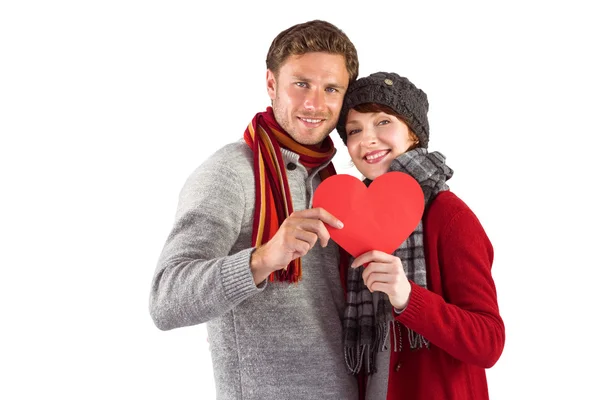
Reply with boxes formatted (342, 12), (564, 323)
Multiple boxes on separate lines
(343, 148), (454, 375)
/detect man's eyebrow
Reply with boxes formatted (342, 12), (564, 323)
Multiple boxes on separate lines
(290, 75), (346, 90)
(327, 83), (346, 90)
(290, 75), (309, 82)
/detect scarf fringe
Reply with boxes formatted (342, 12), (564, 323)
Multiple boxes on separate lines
(345, 322), (430, 376)
(345, 344), (367, 375)
(345, 343), (379, 376)
(390, 320), (430, 352)
(376, 320), (390, 352)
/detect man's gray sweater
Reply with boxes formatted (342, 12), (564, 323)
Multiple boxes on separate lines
(150, 140), (358, 400)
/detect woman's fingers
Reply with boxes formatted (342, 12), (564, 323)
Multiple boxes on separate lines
(351, 250), (395, 268)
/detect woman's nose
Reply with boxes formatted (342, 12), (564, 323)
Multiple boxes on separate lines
(361, 129), (377, 146)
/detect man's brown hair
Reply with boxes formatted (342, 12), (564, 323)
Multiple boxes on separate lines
(266, 20), (359, 82)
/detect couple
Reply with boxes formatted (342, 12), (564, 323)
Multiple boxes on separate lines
(149, 20), (504, 400)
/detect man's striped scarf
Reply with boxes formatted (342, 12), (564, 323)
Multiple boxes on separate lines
(243, 107), (337, 283)
(343, 149), (454, 375)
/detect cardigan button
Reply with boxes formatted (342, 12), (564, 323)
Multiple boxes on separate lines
(286, 162), (297, 171)
(394, 362), (402, 372)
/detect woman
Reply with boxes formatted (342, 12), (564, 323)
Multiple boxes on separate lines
(336, 72), (505, 399)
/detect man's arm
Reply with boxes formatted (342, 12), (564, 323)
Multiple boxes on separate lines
(149, 163), (260, 330)
(149, 161), (344, 330)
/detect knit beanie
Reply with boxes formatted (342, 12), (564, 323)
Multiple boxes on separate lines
(337, 72), (430, 148)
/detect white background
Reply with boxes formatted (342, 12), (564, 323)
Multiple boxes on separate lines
(1, 1), (598, 399)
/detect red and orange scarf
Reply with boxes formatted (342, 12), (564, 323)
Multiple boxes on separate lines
(243, 107), (337, 283)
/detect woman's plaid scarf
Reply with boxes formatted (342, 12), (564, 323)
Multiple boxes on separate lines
(343, 149), (454, 375)
(243, 107), (337, 283)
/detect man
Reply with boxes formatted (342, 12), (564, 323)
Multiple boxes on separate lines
(150, 20), (359, 400)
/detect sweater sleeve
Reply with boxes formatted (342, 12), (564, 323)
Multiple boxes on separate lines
(396, 209), (505, 368)
(149, 162), (265, 331)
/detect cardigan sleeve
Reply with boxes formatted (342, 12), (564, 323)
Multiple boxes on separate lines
(396, 209), (505, 368)
(149, 161), (265, 331)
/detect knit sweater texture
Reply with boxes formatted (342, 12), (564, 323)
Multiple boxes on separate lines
(150, 140), (358, 400)
(365, 191), (504, 400)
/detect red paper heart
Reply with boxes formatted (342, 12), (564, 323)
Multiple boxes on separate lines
(313, 172), (424, 257)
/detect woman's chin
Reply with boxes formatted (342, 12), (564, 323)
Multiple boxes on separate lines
(357, 164), (387, 181)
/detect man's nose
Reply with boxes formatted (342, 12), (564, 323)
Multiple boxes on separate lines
(304, 89), (326, 112)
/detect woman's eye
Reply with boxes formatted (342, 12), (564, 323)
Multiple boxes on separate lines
(378, 119), (390, 126)
(348, 129), (360, 135)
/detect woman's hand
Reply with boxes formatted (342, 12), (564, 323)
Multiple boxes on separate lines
(352, 250), (412, 310)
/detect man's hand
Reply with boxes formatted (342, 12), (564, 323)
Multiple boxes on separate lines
(250, 208), (343, 284)
(351, 250), (412, 310)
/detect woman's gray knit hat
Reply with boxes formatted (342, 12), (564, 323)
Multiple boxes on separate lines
(337, 72), (430, 148)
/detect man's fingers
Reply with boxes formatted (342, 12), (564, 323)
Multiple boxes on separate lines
(291, 219), (331, 247)
(290, 208), (344, 229)
(291, 239), (311, 257)
(290, 229), (319, 251)
(283, 207), (343, 248)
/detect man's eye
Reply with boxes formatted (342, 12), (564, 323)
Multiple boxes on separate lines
(325, 87), (338, 93)
(295, 82), (308, 88)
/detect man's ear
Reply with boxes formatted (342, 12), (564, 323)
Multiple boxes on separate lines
(266, 69), (277, 101)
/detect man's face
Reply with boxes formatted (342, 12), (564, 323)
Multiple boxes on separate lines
(267, 52), (350, 146)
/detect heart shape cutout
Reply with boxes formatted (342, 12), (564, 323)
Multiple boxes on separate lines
(313, 172), (424, 257)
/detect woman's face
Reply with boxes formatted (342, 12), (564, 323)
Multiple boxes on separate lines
(345, 109), (416, 180)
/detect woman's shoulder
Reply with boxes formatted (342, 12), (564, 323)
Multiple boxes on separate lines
(424, 190), (482, 232)
(428, 190), (471, 213)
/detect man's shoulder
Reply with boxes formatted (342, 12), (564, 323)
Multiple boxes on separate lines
(181, 140), (254, 189)
(190, 140), (252, 176)
(177, 140), (254, 203)
(204, 140), (252, 168)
